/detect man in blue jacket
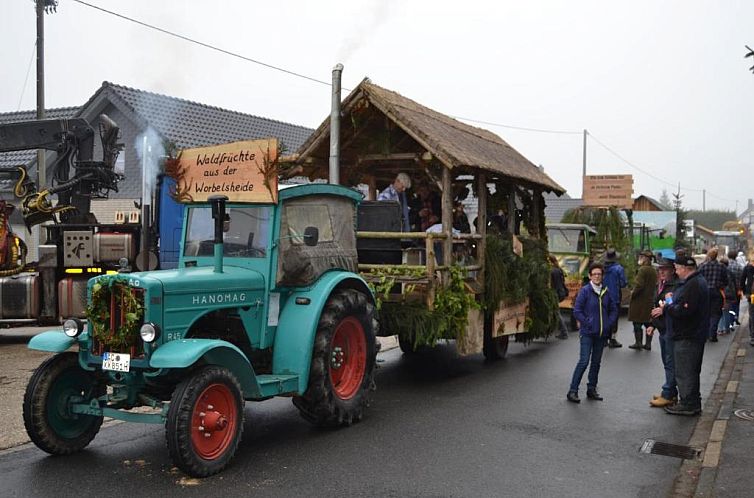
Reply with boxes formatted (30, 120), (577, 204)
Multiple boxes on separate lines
(603, 249), (627, 348)
(567, 263), (619, 403)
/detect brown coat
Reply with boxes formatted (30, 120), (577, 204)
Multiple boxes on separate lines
(628, 264), (658, 323)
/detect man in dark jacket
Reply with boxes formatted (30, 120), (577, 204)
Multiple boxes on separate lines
(697, 248), (728, 342)
(740, 256), (754, 347)
(567, 263), (619, 403)
(661, 255), (709, 416)
(647, 258), (681, 407)
(603, 249), (627, 348)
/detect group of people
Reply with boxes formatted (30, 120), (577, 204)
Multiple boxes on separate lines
(376, 172), (470, 234)
(566, 246), (754, 417)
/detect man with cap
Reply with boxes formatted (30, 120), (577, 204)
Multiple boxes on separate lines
(602, 248), (627, 348)
(658, 254), (709, 416)
(647, 257), (681, 407)
(628, 250), (658, 350)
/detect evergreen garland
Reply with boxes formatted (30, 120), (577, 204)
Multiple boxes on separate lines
(483, 234), (559, 341)
(86, 275), (144, 352)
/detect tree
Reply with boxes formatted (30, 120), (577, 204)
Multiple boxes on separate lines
(658, 189), (672, 210)
(673, 189), (690, 251)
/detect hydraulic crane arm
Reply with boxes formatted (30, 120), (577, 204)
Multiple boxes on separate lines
(0, 114), (123, 228)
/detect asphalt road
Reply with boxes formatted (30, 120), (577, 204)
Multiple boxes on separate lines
(0, 319), (734, 498)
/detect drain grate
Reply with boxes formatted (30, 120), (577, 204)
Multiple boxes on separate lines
(733, 409), (754, 421)
(639, 439), (702, 460)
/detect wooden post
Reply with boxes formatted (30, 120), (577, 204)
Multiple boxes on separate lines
(507, 184), (516, 234)
(442, 167), (453, 273)
(426, 233), (436, 309)
(367, 175), (377, 200)
(476, 172), (487, 286)
(530, 188), (542, 239)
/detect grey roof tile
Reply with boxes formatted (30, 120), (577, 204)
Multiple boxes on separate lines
(101, 82), (312, 152)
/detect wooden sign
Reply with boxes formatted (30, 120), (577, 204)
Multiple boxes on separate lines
(582, 174), (633, 209)
(492, 298), (529, 337)
(169, 139), (279, 203)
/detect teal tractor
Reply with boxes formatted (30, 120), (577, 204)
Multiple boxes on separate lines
(23, 184), (378, 477)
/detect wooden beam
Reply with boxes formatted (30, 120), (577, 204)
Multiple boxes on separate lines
(357, 153), (420, 162)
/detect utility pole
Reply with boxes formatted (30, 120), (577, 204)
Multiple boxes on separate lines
(582, 129), (587, 178)
(702, 189), (706, 212)
(36, 1), (57, 250)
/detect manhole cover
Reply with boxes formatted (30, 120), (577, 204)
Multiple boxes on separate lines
(639, 439), (702, 460)
(733, 409), (754, 421)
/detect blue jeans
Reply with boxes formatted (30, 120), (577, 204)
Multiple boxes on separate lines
(673, 338), (705, 410)
(569, 334), (606, 393)
(707, 292), (723, 340)
(658, 333), (677, 399)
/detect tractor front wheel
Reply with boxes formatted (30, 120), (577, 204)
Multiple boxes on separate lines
(293, 289), (377, 427)
(166, 366), (244, 477)
(23, 352), (104, 455)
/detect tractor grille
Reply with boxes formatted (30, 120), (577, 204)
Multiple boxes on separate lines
(91, 285), (145, 358)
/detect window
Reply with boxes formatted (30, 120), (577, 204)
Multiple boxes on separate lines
(284, 204), (334, 244)
(184, 206), (271, 258)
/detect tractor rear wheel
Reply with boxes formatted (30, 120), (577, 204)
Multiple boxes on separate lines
(23, 352), (104, 455)
(293, 289), (377, 427)
(166, 366), (244, 477)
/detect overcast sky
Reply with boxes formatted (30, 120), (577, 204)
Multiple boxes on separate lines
(2, 0), (752, 212)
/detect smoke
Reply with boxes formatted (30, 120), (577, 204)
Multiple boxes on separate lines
(336, 1), (394, 64)
(134, 126), (165, 205)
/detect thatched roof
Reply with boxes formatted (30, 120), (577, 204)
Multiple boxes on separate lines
(296, 79), (565, 194)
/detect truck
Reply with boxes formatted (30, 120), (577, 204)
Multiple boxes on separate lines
(546, 223), (597, 310)
(23, 139), (378, 477)
(0, 115), (142, 324)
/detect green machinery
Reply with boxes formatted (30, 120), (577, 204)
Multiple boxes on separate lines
(24, 184), (378, 477)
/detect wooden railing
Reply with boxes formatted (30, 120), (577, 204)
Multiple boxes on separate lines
(356, 231), (483, 307)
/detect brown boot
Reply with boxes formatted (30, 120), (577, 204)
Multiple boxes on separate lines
(650, 396), (676, 407)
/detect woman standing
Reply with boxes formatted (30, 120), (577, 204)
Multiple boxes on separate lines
(567, 263), (619, 403)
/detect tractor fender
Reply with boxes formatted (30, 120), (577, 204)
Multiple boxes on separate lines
(28, 330), (76, 352)
(272, 271), (373, 394)
(150, 339), (261, 399)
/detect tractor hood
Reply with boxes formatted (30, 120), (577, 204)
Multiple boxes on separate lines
(134, 265), (266, 295)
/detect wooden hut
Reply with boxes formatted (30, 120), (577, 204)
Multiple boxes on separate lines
(290, 78), (566, 357)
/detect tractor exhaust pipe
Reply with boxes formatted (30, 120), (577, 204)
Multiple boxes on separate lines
(329, 63), (343, 185)
(208, 195), (228, 273)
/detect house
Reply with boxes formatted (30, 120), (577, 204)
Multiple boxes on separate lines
(632, 195), (666, 212)
(0, 82), (313, 259)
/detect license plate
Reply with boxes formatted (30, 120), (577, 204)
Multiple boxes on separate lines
(102, 352), (130, 372)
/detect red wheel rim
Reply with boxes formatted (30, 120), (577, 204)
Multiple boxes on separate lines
(329, 317), (367, 400)
(190, 383), (238, 460)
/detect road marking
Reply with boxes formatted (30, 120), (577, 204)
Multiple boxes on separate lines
(709, 420), (727, 442)
(702, 441), (721, 468)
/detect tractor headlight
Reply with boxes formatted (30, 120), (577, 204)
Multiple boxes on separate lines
(139, 322), (160, 343)
(63, 318), (84, 338)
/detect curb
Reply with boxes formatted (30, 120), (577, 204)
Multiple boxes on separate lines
(670, 316), (748, 497)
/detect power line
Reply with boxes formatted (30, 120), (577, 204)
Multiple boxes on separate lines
(67, 1), (743, 211)
(16, 41), (37, 111)
(587, 132), (742, 210)
(71, 0), (334, 88)
(453, 116), (581, 135)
